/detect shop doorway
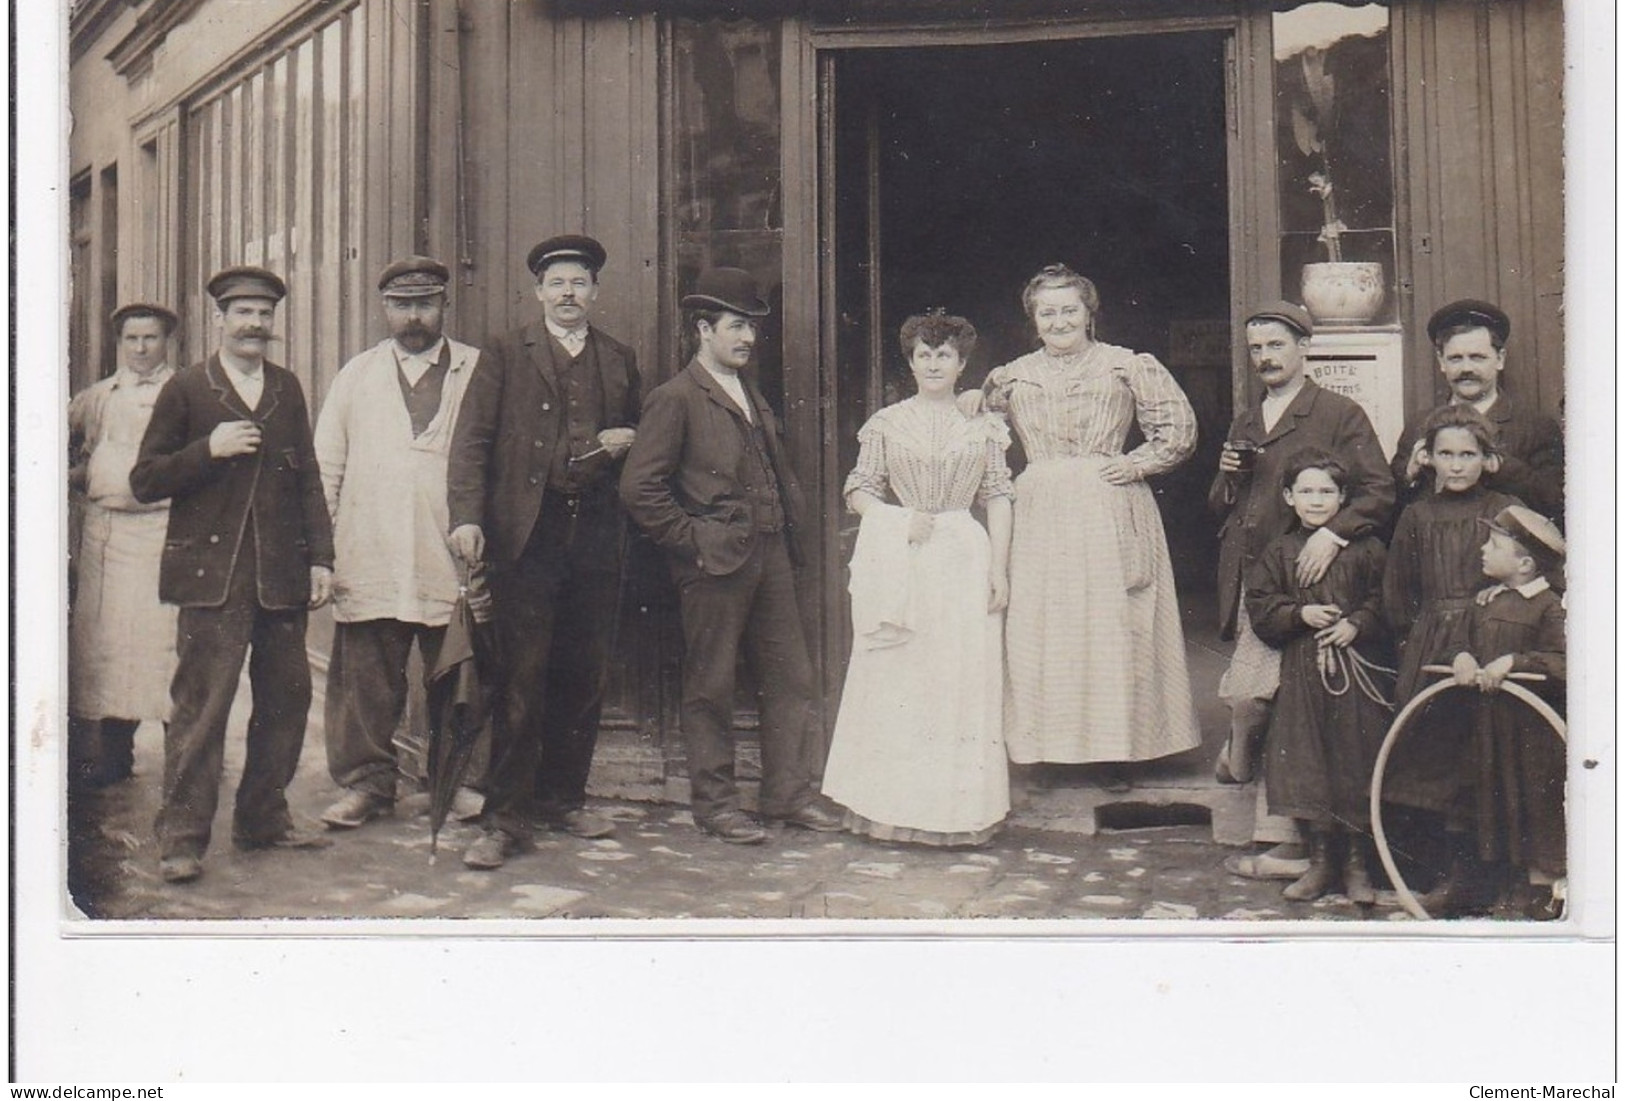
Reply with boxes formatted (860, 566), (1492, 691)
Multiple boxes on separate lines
(826, 32), (1237, 670)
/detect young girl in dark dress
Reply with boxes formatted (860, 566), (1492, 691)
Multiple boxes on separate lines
(1245, 449), (1392, 903)
(1381, 404), (1523, 908)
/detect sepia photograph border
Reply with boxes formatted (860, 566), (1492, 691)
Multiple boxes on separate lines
(12, 0), (1616, 1082)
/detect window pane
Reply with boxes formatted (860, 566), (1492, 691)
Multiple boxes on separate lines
(672, 17), (784, 406)
(1274, 3), (1395, 324)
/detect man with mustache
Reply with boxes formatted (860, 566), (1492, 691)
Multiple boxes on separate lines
(131, 266), (334, 884)
(619, 268), (842, 844)
(1391, 299), (1564, 521)
(312, 257), (482, 831)
(447, 235), (641, 869)
(1208, 301), (1394, 879)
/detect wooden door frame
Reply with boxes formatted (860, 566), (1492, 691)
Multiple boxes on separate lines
(781, 7), (1277, 721)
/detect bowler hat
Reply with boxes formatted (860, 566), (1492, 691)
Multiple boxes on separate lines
(1427, 299), (1510, 345)
(526, 235), (607, 277)
(207, 266), (287, 306)
(1481, 505), (1566, 570)
(110, 302), (178, 334)
(1245, 300), (1314, 340)
(680, 268), (770, 318)
(378, 255), (451, 297)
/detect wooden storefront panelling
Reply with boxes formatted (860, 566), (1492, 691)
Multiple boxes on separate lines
(424, 1), (670, 795)
(1395, 0), (1564, 417)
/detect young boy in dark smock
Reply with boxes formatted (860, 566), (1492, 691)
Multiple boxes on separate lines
(1446, 505), (1567, 919)
(1245, 449), (1392, 904)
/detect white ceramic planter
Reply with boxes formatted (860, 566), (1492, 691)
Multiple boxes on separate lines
(1301, 261), (1386, 325)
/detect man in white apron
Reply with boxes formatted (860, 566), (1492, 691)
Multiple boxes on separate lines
(67, 303), (181, 790)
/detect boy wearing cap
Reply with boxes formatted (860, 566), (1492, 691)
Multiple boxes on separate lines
(131, 266), (335, 883)
(313, 257), (481, 830)
(1443, 505), (1567, 919)
(1392, 299), (1564, 519)
(619, 268), (841, 844)
(447, 235), (640, 868)
(67, 303), (181, 790)
(1209, 301), (1395, 877)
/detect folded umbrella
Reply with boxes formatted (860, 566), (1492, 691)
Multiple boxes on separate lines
(425, 562), (498, 858)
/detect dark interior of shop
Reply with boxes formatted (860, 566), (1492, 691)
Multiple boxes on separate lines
(834, 31), (1233, 588)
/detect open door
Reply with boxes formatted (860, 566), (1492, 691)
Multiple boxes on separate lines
(821, 30), (1240, 713)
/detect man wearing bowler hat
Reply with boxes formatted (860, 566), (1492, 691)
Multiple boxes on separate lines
(1208, 300), (1394, 878)
(448, 234), (641, 869)
(67, 302), (182, 792)
(314, 256), (482, 830)
(1391, 299), (1564, 520)
(131, 266), (334, 883)
(619, 268), (842, 844)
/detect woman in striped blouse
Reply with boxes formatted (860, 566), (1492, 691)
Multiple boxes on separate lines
(980, 264), (1202, 789)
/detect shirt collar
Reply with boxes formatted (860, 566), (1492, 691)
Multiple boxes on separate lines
(219, 355), (264, 383)
(1484, 576), (1552, 602)
(545, 319), (589, 344)
(115, 363), (173, 388)
(393, 337), (446, 364)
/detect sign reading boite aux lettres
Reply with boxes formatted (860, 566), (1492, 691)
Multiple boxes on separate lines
(1304, 329), (1405, 462)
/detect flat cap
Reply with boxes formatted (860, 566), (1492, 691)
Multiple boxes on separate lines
(1482, 504), (1566, 569)
(1427, 299), (1510, 345)
(207, 266), (286, 306)
(1245, 299), (1314, 339)
(110, 302), (178, 333)
(680, 267), (770, 318)
(526, 235), (607, 277)
(378, 255), (451, 297)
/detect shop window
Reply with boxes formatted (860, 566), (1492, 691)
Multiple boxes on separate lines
(1274, 2), (1396, 328)
(671, 16), (784, 408)
(181, 5), (365, 401)
(69, 173), (93, 395)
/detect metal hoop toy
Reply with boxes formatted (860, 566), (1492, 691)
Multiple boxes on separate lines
(1369, 666), (1566, 921)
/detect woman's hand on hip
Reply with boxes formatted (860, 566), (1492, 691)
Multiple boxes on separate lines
(1099, 458), (1139, 485)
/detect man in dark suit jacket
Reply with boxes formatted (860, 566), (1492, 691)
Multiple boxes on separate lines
(130, 266), (335, 884)
(446, 235), (641, 869)
(1390, 299), (1564, 522)
(619, 268), (841, 845)
(1207, 301), (1395, 876)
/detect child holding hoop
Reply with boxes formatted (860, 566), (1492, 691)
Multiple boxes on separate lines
(1382, 404), (1523, 912)
(1244, 449), (1393, 903)
(1448, 505), (1567, 919)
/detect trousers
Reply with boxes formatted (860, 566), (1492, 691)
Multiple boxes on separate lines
(676, 533), (821, 822)
(155, 531), (311, 860)
(482, 489), (623, 836)
(324, 618), (447, 799)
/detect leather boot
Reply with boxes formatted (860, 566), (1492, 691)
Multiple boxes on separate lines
(1342, 833), (1377, 905)
(1416, 833), (1488, 917)
(1283, 827), (1336, 902)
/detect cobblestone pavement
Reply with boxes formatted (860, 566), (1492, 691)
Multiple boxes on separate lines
(67, 723), (1419, 924)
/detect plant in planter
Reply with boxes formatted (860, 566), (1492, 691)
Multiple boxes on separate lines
(1290, 48), (1385, 326)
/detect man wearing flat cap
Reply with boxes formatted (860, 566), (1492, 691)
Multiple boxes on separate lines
(131, 266), (334, 883)
(1207, 300), (1395, 877)
(447, 234), (641, 868)
(313, 256), (482, 830)
(1392, 299), (1564, 520)
(67, 303), (181, 792)
(620, 267), (841, 845)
